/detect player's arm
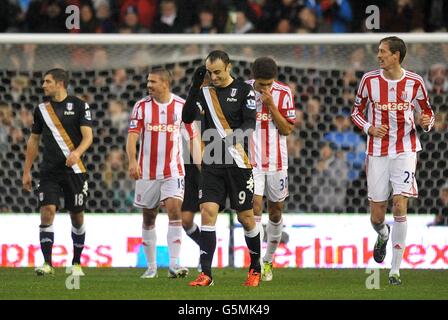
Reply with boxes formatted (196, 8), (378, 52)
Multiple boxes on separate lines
(261, 88), (294, 136)
(126, 132), (141, 180)
(414, 81), (435, 132)
(351, 76), (388, 138)
(182, 66), (206, 124)
(190, 126), (202, 170)
(66, 126), (93, 167)
(22, 133), (41, 192)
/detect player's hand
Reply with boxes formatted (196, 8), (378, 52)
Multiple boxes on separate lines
(368, 125), (388, 138)
(66, 150), (81, 167)
(22, 171), (32, 192)
(420, 114), (431, 130)
(128, 160), (141, 180)
(260, 88), (274, 108)
(192, 65), (207, 88)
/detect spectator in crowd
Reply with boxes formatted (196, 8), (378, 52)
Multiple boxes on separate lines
(425, 63), (448, 94)
(191, 6), (217, 34)
(120, 0), (158, 30)
(119, 5), (146, 33)
(311, 141), (348, 213)
(424, 0), (448, 32)
(324, 109), (366, 181)
(304, 96), (321, 130)
(19, 107), (34, 135)
(429, 183), (448, 226)
(110, 68), (129, 96)
(381, 0), (424, 33)
(151, 0), (184, 33)
(350, 47), (366, 71)
(95, 1), (117, 33)
(78, 2), (99, 33)
(26, 0), (67, 33)
(275, 18), (292, 33)
(11, 75), (30, 103)
(287, 135), (303, 159)
(0, 103), (12, 152)
(108, 100), (129, 134)
(306, 0), (352, 33)
(8, 44), (37, 71)
(294, 6), (317, 33)
(101, 146), (128, 190)
(91, 47), (109, 69)
(258, 0), (304, 33)
(231, 11), (255, 34)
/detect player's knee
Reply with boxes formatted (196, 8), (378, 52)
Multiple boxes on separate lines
(268, 203), (283, 222)
(392, 199), (407, 215)
(143, 209), (157, 227)
(40, 206), (55, 224)
(182, 217), (193, 231)
(253, 202), (263, 216)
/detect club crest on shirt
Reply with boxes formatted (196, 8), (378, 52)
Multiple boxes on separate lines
(64, 103), (75, 115)
(231, 88), (237, 97)
(401, 91), (408, 101)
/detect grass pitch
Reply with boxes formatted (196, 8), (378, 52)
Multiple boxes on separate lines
(0, 268), (447, 300)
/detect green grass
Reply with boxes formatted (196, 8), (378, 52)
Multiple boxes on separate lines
(0, 268), (447, 300)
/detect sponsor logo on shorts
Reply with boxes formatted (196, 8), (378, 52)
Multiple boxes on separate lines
(198, 189), (202, 199)
(39, 192), (44, 202)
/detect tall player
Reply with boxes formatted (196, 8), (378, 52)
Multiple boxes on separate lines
(22, 68), (93, 277)
(126, 67), (196, 279)
(183, 50), (261, 287)
(351, 36), (434, 285)
(247, 57), (295, 281)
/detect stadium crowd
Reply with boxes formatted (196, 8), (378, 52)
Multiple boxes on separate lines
(0, 0), (447, 34)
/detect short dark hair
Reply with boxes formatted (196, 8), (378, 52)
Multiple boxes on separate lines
(252, 57), (278, 79)
(206, 50), (230, 65)
(44, 68), (69, 88)
(380, 36), (407, 64)
(150, 67), (172, 84)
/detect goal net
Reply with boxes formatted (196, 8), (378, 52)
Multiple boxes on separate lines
(0, 34), (446, 214)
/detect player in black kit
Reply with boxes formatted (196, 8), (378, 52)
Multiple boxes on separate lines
(182, 50), (261, 287)
(22, 69), (93, 276)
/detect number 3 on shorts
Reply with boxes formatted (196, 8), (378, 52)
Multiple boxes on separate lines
(238, 191), (246, 204)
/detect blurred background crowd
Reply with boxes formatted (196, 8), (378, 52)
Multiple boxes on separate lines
(0, 0), (447, 34)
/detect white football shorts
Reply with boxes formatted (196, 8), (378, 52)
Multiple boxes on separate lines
(367, 152), (418, 202)
(253, 169), (289, 202)
(134, 176), (185, 209)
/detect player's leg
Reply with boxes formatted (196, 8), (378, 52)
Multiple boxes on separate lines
(141, 207), (158, 278)
(253, 171), (266, 255)
(189, 167), (225, 286)
(36, 205), (57, 275)
(64, 174), (88, 275)
(35, 175), (60, 275)
(228, 167), (261, 286)
(261, 171), (289, 281)
(366, 155), (391, 263)
(163, 177), (188, 278)
(181, 166), (201, 246)
(134, 179), (161, 278)
(388, 152), (417, 284)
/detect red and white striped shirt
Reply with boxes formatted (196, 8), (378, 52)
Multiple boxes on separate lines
(247, 80), (296, 172)
(128, 94), (196, 180)
(351, 69), (434, 157)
